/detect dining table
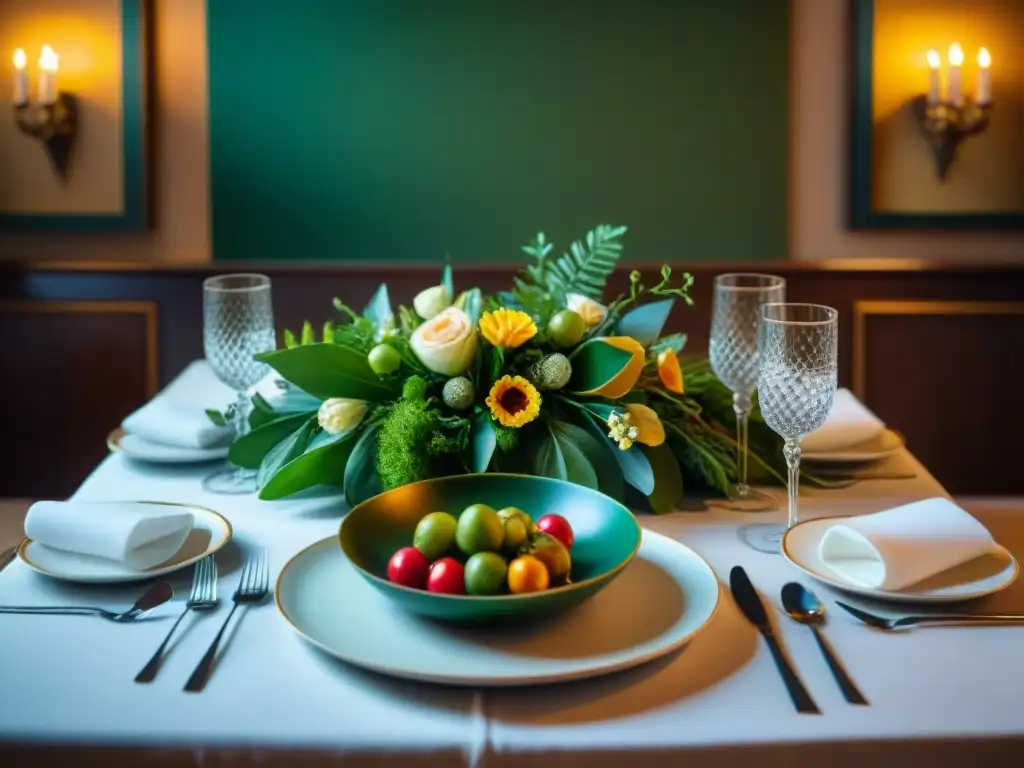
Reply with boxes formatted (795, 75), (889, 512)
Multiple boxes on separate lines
(1, 363), (1022, 768)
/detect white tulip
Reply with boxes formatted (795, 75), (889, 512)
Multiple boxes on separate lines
(412, 284), (452, 320)
(410, 306), (478, 376)
(318, 398), (367, 435)
(566, 292), (608, 327)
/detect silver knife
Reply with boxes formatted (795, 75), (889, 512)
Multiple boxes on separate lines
(730, 566), (821, 714)
(0, 546), (16, 574)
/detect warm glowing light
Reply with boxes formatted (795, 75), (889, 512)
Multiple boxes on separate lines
(39, 44), (58, 72)
(948, 42), (964, 66)
(978, 47), (991, 69)
(13, 49), (26, 70)
(926, 49), (940, 69)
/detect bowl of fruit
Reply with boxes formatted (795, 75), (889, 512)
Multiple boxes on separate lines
(338, 473), (642, 623)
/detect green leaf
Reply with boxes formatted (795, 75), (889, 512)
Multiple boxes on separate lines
(455, 288), (483, 327)
(301, 321), (315, 346)
(364, 284), (393, 332)
(259, 429), (359, 500)
(552, 420), (620, 498)
(205, 408), (229, 427)
(344, 424), (382, 507)
(471, 411), (497, 473)
(489, 347), (505, 384)
(583, 413), (654, 494)
(616, 299), (675, 348)
(256, 419), (317, 489)
(644, 442), (684, 514)
(533, 425), (567, 481)
(567, 338), (634, 394)
(517, 225), (626, 303)
(650, 333), (688, 357)
(256, 344), (399, 402)
(441, 263), (455, 301)
(227, 412), (315, 468)
(533, 422), (598, 490)
(283, 329), (299, 349)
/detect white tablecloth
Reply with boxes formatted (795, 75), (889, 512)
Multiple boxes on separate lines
(1, 365), (1022, 767)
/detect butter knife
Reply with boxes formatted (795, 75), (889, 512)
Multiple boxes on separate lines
(730, 566), (821, 714)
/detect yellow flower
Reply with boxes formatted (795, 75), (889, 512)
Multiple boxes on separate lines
(479, 308), (537, 349)
(625, 404), (666, 447)
(657, 350), (685, 394)
(486, 375), (542, 428)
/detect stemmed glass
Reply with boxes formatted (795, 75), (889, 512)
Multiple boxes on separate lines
(708, 274), (786, 511)
(739, 303), (838, 554)
(202, 274), (276, 494)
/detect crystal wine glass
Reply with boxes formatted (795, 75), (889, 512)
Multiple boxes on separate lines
(202, 274), (276, 494)
(708, 273), (786, 511)
(739, 303), (838, 554)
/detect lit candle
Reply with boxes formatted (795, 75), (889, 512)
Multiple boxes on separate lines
(926, 49), (941, 104)
(38, 44), (58, 105)
(947, 42), (964, 106)
(12, 49), (28, 105)
(977, 47), (992, 104)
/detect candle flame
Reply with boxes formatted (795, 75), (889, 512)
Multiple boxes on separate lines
(927, 49), (940, 69)
(948, 42), (964, 66)
(13, 49), (27, 69)
(978, 47), (991, 69)
(39, 44), (58, 72)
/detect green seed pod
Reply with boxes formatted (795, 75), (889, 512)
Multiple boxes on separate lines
(442, 376), (475, 411)
(529, 353), (572, 391)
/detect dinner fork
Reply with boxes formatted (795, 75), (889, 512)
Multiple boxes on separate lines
(184, 549), (268, 692)
(135, 555), (219, 683)
(836, 601), (1024, 630)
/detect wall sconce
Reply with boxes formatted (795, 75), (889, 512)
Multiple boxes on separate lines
(912, 42), (992, 182)
(11, 46), (78, 181)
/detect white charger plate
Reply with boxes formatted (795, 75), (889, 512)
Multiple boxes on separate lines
(18, 502), (232, 584)
(107, 428), (230, 464)
(276, 529), (721, 686)
(782, 516), (1018, 603)
(802, 428), (904, 463)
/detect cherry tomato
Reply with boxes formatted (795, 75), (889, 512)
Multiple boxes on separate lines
(507, 555), (550, 594)
(387, 546), (430, 589)
(427, 557), (466, 594)
(536, 514), (574, 549)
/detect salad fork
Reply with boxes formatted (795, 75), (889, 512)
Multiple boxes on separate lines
(185, 549), (269, 692)
(135, 555), (219, 683)
(836, 601), (1024, 630)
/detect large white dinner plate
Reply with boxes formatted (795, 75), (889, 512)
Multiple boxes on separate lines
(276, 529), (721, 686)
(107, 428), (230, 464)
(802, 428), (904, 463)
(782, 516), (1018, 604)
(18, 502), (233, 584)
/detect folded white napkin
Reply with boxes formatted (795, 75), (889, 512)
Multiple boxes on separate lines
(801, 388), (885, 453)
(818, 498), (995, 590)
(25, 501), (194, 570)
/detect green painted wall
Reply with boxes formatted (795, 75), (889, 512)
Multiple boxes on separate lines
(208, 0), (788, 262)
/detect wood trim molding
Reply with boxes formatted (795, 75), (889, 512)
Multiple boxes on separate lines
(852, 300), (1024, 400)
(0, 300), (159, 396)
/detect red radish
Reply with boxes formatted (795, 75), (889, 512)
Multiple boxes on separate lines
(536, 514), (574, 549)
(427, 557), (466, 594)
(387, 546), (430, 589)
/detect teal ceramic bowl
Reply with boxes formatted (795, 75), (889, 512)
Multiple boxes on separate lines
(339, 473), (642, 623)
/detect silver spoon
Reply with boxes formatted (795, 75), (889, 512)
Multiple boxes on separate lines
(781, 582), (868, 705)
(0, 581), (174, 622)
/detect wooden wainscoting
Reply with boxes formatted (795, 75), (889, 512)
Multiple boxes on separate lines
(1, 259), (1022, 498)
(0, 300), (158, 498)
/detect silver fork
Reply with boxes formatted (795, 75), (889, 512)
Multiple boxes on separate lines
(836, 600), (1024, 630)
(184, 549), (269, 692)
(135, 555), (219, 683)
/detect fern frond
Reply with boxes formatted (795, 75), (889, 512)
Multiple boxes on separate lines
(545, 224), (626, 302)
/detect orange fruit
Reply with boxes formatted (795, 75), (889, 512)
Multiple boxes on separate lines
(507, 555), (550, 594)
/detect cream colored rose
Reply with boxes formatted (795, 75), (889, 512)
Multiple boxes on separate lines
(566, 292), (607, 327)
(410, 306), (478, 376)
(318, 398), (367, 435)
(413, 284), (452, 320)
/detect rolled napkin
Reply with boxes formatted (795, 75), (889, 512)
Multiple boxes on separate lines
(801, 388), (886, 454)
(25, 501), (194, 570)
(818, 497), (995, 590)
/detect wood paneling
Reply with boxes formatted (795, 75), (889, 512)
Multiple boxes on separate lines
(0, 259), (1021, 498)
(0, 300), (157, 498)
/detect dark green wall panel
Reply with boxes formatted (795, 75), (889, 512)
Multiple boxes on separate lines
(208, 0), (788, 262)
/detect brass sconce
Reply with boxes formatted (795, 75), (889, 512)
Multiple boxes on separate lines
(913, 43), (992, 182)
(11, 46), (79, 180)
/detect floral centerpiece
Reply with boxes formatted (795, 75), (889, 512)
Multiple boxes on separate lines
(217, 224), (833, 509)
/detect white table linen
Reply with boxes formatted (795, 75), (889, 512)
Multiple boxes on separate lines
(801, 387), (886, 453)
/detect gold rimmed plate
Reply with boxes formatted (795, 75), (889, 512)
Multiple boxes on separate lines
(802, 428), (905, 464)
(18, 502), (233, 584)
(107, 428), (230, 464)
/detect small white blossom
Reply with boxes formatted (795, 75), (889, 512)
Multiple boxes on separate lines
(318, 398), (367, 435)
(618, 437), (634, 450)
(606, 411), (639, 449)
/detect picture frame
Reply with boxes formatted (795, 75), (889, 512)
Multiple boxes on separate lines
(849, 0), (1024, 230)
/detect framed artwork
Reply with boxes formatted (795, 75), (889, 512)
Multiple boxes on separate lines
(0, 0), (150, 230)
(849, 0), (1024, 230)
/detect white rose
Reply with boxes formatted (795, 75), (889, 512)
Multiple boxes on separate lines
(410, 306), (478, 376)
(412, 284), (452, 320)
(567, 292), (608, 328)
(318, 398), (367, 435)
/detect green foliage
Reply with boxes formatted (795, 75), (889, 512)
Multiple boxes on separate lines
(259, 427), (360, 500)
(567, 338), (634, 394)
(644, 442), (684, 514)
(471, 411), (497, 472)
(493, 423), (519, 453)
(344, 423), (383, 507)
(454, 287), (483, 327)
(533, 420), (599, 490)
(282, 319), (337, 350)
(228, 412), (315, 469)
(515, 225), (626, 304)
(205, 406), (235, 427)
(364, 284), (394, 335)
(615, 298), (675, 348)
(331, 297), (379, 352)
(256, 343), (399, 402)
(257, 419), (317, 490)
